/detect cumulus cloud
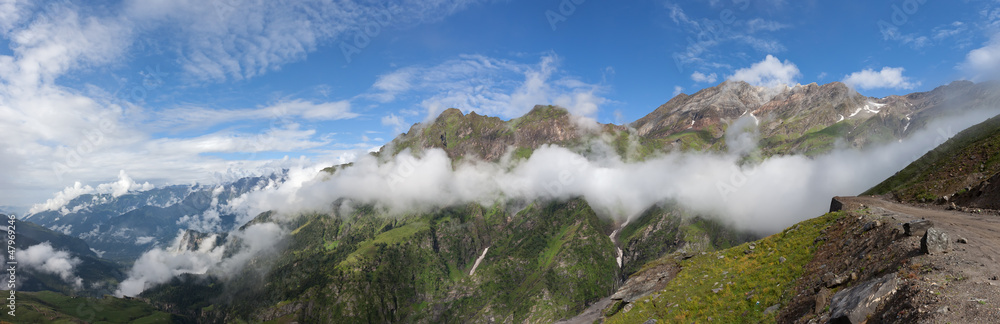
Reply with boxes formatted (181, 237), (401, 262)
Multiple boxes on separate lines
(28, 170), (153, 214)
(0, 0), (486, 209)
(842, 67), (918, 91)
(16, 242), (83, 288)
(691, 71), (718, 83)
(116, 222), (285, 297)
(960, 34), (1000, 80)
(116, 231), (226, 297)
(728, 55), (801, 88)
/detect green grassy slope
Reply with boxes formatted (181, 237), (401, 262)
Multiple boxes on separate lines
(1, 290), (180, 323)
(864, 113), (1000, 202)
(606, 211), (844, 323)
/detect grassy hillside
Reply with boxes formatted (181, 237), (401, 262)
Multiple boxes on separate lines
(606, 211), (845, 323)
(139, 198), (758, 323)
(864, 113), (1000, 202)
(1, 218), (124, 297)
(2, 290), (179, 323)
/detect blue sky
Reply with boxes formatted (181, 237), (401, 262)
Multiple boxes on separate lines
(3, 0), (1000, 208)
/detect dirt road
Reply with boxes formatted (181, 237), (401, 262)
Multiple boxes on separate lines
(838, 196), (1000, 323)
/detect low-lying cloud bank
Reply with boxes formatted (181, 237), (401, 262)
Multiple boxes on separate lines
(16, 242), (83, 288)
(228, 109), (1000, 234)
(116, 107), (1000, 297)
(115, 222), (284, 297)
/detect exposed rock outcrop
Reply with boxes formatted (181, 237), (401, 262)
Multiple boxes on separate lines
(829, 274), (899, 324)
(921, 227), (951, 255)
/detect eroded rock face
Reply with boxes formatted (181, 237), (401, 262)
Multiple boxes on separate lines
(829, 274), (899, 324)
(921, 227), (951, 255)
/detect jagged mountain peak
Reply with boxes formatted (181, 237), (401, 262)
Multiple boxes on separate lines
(382, 105), (602, 161)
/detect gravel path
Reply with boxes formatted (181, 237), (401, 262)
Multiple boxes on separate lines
(841, 196), (1000, 323)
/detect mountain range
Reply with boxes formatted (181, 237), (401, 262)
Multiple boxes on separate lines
(11, 80), (1000, 323)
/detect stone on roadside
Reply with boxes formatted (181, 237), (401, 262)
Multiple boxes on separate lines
(904, 220), (933, 237)
(829, 274), (899, 324)
(921, 227), (950, 255)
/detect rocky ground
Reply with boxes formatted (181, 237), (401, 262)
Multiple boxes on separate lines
(783, 196), (1000, 323)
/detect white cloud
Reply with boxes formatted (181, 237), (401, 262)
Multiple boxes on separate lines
(154, 99), (357, 131)
(16, 242), (82, 288)
(116, 231), (226, 297)
(381, 113), (407, 134)
(842, 67), (918, 90)
(121, 0), (490, 82)
(366, 54), (609, 120)
(673, 86), (684, 96)
(666, 4), (787, 73)
(691, 71), (718, 83)
(746, 18), (789, 33)
(28, 170), (154, 214)
(4, 3), (131, 88)
(933, 21), (966, 40)
(0, 0), (31, 35)
(98, 170), (155, 197)
(960, 34), (1000, 80)
(116, 222), (285, 297)
(728, 55), (801, 88)
(0, 1), (484, 208)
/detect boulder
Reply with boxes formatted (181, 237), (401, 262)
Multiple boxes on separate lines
(829, 274), (899, 324)
(814, 287), (832, 314)
(904, 220), (933, 237)
(921, 228), (950, 254)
